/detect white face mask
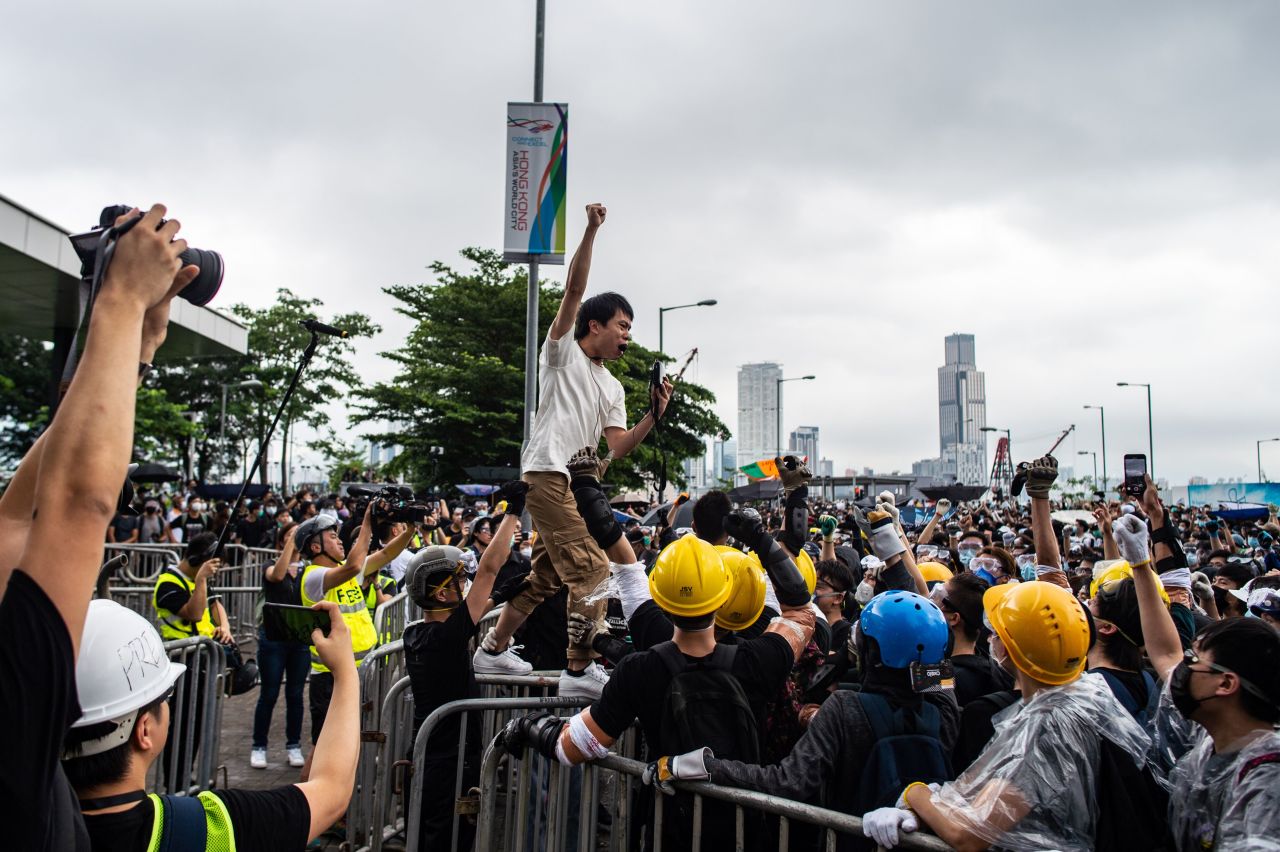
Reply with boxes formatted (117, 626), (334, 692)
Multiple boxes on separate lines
(190, 501), (205, 513)
(265, 506), (278, 517)
(520, 547), (533, 559)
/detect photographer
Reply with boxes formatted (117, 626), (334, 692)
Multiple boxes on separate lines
(0, 204), (205, 848)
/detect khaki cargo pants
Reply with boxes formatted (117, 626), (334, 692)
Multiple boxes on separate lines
(509, 471), (610, 661)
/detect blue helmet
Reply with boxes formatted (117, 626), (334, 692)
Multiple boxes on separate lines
(857, 591), (950, 669)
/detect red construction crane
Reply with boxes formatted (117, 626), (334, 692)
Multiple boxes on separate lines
(989, 436), (1013, 499)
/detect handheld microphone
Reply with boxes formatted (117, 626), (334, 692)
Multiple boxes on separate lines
(300, 318), (349, 338)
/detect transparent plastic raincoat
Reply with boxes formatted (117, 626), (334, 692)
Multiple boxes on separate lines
(1168, 727), (1280, 851)
(929, 671), (1155, 851)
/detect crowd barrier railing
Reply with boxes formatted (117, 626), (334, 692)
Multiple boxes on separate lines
(151, 637), (226, 797)
(105, 583), (263, 648)
(406, 695), (595, 852)
(373, 590), (419, 646)
(103, 542), (184, 584)
(476, 737), (954, 852)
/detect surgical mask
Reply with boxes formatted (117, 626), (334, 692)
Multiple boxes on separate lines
(1248, 537), (1259, 549)
(265, 506), (277, 517)
(1015, 554), (1037, 582)
(520, 546), (533, 559)
(190, 501), (205, 512)
(957, 547), (980, 568)
(1185, 550), (1199, 567)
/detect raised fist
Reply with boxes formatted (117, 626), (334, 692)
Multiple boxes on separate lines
(497, 480), (529, 518)
(724, 508), (765, 547)
(586, 203), (607, 227)
(1024, 455), (1059, 500)
(567, 446), (607, 482)
(775, 455), (812, 495)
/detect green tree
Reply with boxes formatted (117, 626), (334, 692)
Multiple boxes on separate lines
(309, 428), (374, 490)
(0, 333), (52, 468)
(358, 248), (727, 494)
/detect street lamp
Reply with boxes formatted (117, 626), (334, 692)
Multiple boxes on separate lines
(1117, 382), (1153, 478)
(1077, 450), (1098, 492)
(658, 300), (717, 353)
(980, 426), (1012, 460)
(220, 380), (263, 480)
(1258, 438), (1280, 482)
(775, 375), (815, 458)
(1083, 405), (1107, 493)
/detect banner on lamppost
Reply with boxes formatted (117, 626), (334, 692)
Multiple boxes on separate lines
(504, 102), (567, 264)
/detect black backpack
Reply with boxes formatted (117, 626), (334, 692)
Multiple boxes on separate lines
(654, 641), (760, 763)
(1095, 668), (1160, 727)
(852, 692), (954, 812)
(1093, 736), (1175, 851)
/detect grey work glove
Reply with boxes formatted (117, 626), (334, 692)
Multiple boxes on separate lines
(642, 747), (712, 795)
(566, 612), (606, 647)
(775, 454), (811, 498)
(859, 508), (906, 560)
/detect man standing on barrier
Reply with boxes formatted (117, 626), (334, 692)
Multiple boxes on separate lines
(296, 495), (377, 780)
(403, 480), (527, 851)
(473, 202), (672, 700)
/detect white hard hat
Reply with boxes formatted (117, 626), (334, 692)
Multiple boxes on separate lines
(64, 600), (186, 757)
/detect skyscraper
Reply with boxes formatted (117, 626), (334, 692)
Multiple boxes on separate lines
(789, 426), (820, 464)
(737, 362), (782, 467)
(712, 438), (738, 484)
(937, 333), (987, 485)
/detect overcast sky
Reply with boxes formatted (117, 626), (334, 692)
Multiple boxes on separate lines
(4, 1), (1279, 485)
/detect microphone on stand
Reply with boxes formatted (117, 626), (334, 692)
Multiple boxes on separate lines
(299, 318), (349, 338)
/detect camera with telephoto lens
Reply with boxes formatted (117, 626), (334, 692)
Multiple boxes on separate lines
(68, 204), (224, 306)
(348, 484), (433, 524)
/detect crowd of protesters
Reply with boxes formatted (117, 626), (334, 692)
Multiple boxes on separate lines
(2, 203), (1279, 852)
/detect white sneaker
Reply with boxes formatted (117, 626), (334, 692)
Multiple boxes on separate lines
(472, 645), (533, 675)
(250, 748), (267, 769)
(286, 746), (305, 767)
(558, 662), (610, 699)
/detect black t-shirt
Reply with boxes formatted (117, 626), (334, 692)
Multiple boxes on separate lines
(169, 512), (210, 541)
(110, 513), (138, 541)
(951, 652), (1015, 707)
(589, 633), (795, 749)
(82, 785), (310, 851)
(0, 570), (90, 851)
(234, 516), (271, 549)
(405, 605), (480, 756)
(261, 568), (306, 643)
(952, 689), (1020, 772)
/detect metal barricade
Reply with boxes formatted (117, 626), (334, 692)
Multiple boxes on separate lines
(476, 739), (954, 852)
(346, 639), (409, 848)
(209, 585), (262, 644)
(104, 543), (184, 584)
(475, 602), (504, 650)
(404, 696), (594, 852)
(373, 590), (418, 646)
(150, 637), (226, 796)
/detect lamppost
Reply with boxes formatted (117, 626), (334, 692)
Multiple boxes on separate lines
(1117, 382), (1153, 477)
(658, 300), (717, 353)
(220, 380), (263, 480)
(775, 375), (815, 458)
(1258, 438), (1280, 482)
(1083, 404), (1107, 493)
(1078, 450), (1098, 492)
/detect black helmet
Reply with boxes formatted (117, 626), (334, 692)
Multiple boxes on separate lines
(405, 546), (465, 609)
(225, 647), (259, 696)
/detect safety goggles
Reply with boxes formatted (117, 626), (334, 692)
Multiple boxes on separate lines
(1181, 648), (1273, 704)
(915, 545), (938, 561)
(970, 556), (1002, 574)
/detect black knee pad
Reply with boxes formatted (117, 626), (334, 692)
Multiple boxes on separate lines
(571, 478), (623, 550)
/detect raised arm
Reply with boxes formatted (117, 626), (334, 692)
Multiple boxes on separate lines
(267, 525), (298, 583)
(1022, 456), (1066, 587)
(465, 482), (527, 624)
(1094, 505), (1120, 560)
(321, 502), (375, 593)
(362, 526), (415, 574)
(1115, 477), (1182, 679)
(549, 204), (606, 341)
(917, 498), (950, 550)
(6, 205), (196, 654)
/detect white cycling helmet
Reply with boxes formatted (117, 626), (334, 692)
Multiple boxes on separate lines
(64, 599), (186, 758)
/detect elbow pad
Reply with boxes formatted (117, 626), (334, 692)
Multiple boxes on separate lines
(570, 477), (623, 550)
(757, 537), (810, 608)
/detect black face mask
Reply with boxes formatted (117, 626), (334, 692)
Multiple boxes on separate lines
(1168, 660), (1204, 718)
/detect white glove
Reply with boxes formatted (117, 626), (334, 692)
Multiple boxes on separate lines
(934, 498), (952, 517)
(855, 578), (877, 606)
(877, 493), (902, 531)
(862, 807), (918, 849)
(1112, 515), (1151, 566)
(642, 747), (712, 795)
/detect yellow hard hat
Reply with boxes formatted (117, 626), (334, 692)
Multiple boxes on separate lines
(714, 546), (767, 631)
(650, 535), (733, 617)
(917, 561), (953, 586)
(796, 548), (817, 596)
(983, 582), (1091, 686)
(1089, 560), (1170, 605)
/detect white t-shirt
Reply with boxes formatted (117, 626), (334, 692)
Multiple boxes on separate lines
(521, 332), (627, 477)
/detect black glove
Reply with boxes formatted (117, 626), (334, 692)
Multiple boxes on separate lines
(498, 480), (529, 518)
(1024, 455), (1059, 500)
(724, 508), (767, 551)
(495, 710), (565, 761)
(490, 573), (531, 606)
